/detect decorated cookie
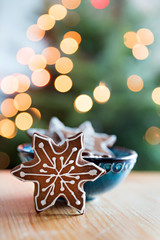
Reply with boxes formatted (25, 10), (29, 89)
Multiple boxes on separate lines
(11, 132), (105, 214)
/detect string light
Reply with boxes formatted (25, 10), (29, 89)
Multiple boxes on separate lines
(14, 93), (32, 111)
(28, 55), (47, 71)
(90, 0), (110, 9)
(0, 119), (16, 139)
(31, 69), (51, 87)
(42, 47), (61, 65)
(37, 14), (55, 31)
(55, 57), (73, 74)
(145, 127), (160, 145)
(1, 99), (18, 117)
(123, 32), (140, 49)
(15, 112), (33, 131)
(26, 24), (45, 42)
(15, 74), (30, 92)
(74, 94), (93, 113)
(29, 107), (41, 120)
(152, 87), (160, 105)
(1, 76), (19, 95)
(132, 44), (149, 60)
(0, 152), (10, 169)
(127, 75), (144, 92)
(54, 75), (73, 93)
(62, 0), (81, 10)
(64, 31), (82, 44)
(137, 28), (154, 46)
(93, 83), (110, 103)
(60, 38), (79, 55)
(16, 47), (35, 65)
(49, 4), (67, 21)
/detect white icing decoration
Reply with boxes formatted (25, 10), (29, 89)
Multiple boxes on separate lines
(39, 142), (44, 148)
(20, 171), (25, 177)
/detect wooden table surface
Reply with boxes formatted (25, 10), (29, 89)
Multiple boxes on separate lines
(0, 170), (160, 240)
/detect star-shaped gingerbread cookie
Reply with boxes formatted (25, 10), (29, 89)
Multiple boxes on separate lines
(11, 132), (105, 214)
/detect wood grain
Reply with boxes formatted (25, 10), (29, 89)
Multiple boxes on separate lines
(0, 170), (160, 240)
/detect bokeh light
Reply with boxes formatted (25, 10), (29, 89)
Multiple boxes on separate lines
(28, 55), (47, 71)
(0, 152), (10, 169)
(60, 38), (79, 55)
(15, 112), (33, 131)
(16, 47), (35, 65)
(49, 4), (67, 21)
(132, 44), (149, 60)
(26, 24), (45, 42)
(1, 98), (18, 117)
(54, 75), (73, 93)
(63, 12), (80, 27)
(64, 31), (82, 44)
(145, 127), (160, 145)
(16, 74), (30, 92)
(31, 69), (51, 87)
(90, 0), (110, 9)
(55, 57), (73, 74)
(37, 14), (55, 31)
(93, 83), (111, 103)
(42, 47), (61, 65)
(29, 107), (41, 120)
(137, 28), (154, 46)
(74, 94), (93, 113)
(62, 0), (81, 10)
(1, 76), (19, 95)
(0, 119), (16, 139)
(127, 75), (144, 92)
(152, 87), (160, 105)
(14, 93), (32, 111)
(123, 32), (140, 49)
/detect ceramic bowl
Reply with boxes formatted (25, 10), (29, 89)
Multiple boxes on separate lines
(17, 144), (137, 199)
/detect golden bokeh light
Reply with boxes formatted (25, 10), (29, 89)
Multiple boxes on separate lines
(28, 55), (47, 71)
(16, 47), (35, 65)
(42, 47), (61, 65)
(15, 112), (33, 131)
(64, 31), (82, 44)
(31, 69), (51, 87)
(123, 32), (140, 49)
(0, 152), (10, 169)
(49, 4), (67, 21)
(54, 75), (73, 93)
(60, 38), (79, 55)
(1, 98), (18, 118)
(0, 119), (16, 139)
(16, 74), (30, 92)
(152, 87), (160, 105)
(26, 24), (45, 41)
(74, 94), (93, 113)
(93, 83), (111, 103)
(145, 127), (160, 145)
(132, 44), (149, 60)
(29, 107), (41, 120)
(127, 75), (144, 92)
(1, 76), (19, 95)
(14, 93), (32, 111)
(63, 12), (80, 27)
(62, 0), (81, 9)
(137, 28), (154, 46)
(37, 14), (55, 31)
(55, 57), (73, 74)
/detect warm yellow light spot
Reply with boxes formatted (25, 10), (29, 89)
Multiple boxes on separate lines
(37, 14), (55, 31)
(28, 55), (47, 71)
(152, 87), (160, 105)
(26, 24), (45, 42)
(137, 28), (154, 46)
(62, 0), (81, 9)
(132, 44), (149, 60)
(60, 38), (79, 55)
(55, 57), (73, 74)
(1, 99), (18, 117)
(14, 93), (32, 111)
(29, 107), (41, 120)
(127, 75), (144, 92)
(1, 76), (19, 95)
(31, 69), (51, 87)
(0, 152), (10, 169)
(74, 94), (93, 113)
(64, 12), (80, 27)
(15, 74), (30, 92)
(16, 47), (35, 65)
(93, 83), (111, 103)
(64, 31), (82, 44)
(42, 47), (61, 65)
(49, 4), (67, 21)
(145, 127), (160, 145)
(123, 32), (140, 49)
(15, 112), (33, 131)
(54, 75), (73, 93)
(0, 119), (16, 139)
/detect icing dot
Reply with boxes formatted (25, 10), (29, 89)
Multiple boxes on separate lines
(46, 178), (50, 183)
(76, 200), (81, 205)
(41, 200), (46, 206)
(40, 169), (47, 173)
(89, 170), (97, 176)
(20, 171), (25, 177)
(75, 176), (80, 180)
(43, 163), (47, 168)
(50, 191), (54, 196)
(60, 156), (64, 161)
(52, 157), (56, 161)
(42, 188), (46, 192)
(70, 180), (75, 184)
(70, 166), (75, 171)
(69, 160), (74, 164)
(39, 142), (44, 148)
(72, 147), (77, 152)
(60, 187), (64, 191)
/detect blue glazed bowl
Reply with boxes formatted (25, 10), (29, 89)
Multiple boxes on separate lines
(17, 144), (137, 199)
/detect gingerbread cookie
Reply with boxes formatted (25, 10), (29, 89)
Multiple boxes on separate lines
(11, 132), (105, 214)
